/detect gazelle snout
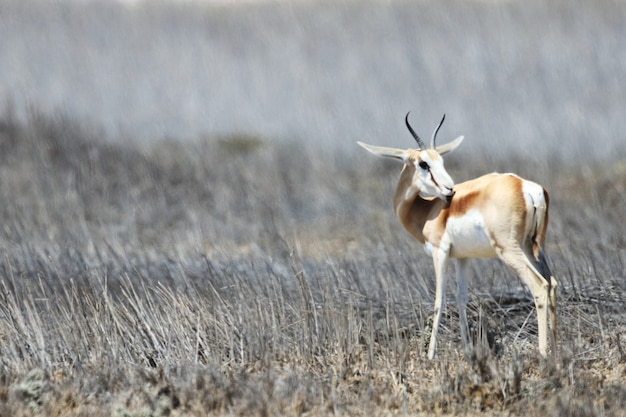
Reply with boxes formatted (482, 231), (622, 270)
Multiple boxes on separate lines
(445, 190), (455, 204)
(434, 170), (455, 200)
(440, 184), (455, 204)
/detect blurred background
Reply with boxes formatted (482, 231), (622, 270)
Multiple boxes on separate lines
(1, 0), (624, 162)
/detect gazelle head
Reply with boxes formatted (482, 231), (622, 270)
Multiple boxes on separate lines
(357, 112), (464, 202)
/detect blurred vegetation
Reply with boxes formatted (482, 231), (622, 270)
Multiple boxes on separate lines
(0, 111), (623, 416)
(1, 0), (625, 162)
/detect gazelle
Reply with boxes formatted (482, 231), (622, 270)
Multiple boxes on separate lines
(358, 113), (557, 360)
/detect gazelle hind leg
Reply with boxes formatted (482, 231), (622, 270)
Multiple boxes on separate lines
(529, 247), (558, 355)
(537, 249), (558, 354)
(496, 247), (551, 357)
(549, 276), (557, 353)
(428, 248), (450, 360)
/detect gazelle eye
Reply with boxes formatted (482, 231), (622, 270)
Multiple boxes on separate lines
(418, 161), (429, 170)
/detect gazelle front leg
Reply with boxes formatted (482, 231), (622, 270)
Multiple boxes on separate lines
(428, 245), (450, 360)
(455, 258), (470, 354)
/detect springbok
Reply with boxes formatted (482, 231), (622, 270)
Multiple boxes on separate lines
(357, 113), (557, 360)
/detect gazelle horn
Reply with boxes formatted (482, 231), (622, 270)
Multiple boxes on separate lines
(430, 114), (446, 149)
(405, 111), (426, 149)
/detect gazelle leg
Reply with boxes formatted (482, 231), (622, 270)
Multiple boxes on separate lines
(533, 281), (550, 357)
(428, 247), (450, 360)
(497, 247), (550, 357)
(549, 276), (557, 354)
(531, 248), (558, 356)
(455, 258), (470, 354)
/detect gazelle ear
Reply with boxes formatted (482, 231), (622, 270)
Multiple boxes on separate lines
(357, 141), (408, 163)
(436, 135), (464, 156)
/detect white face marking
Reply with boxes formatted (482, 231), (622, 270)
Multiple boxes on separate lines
(418, 152), (436, 169)
(415, 151), (455, 200)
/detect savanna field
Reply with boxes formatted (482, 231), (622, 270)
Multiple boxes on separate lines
(1, 0), (626, 416)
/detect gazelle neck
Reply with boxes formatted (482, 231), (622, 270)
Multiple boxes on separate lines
(392, 164), (447, 244)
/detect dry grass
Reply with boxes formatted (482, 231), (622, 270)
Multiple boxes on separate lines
(0, 111), (625, 416)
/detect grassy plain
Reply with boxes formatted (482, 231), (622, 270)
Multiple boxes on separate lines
(0, 112), (624, 416)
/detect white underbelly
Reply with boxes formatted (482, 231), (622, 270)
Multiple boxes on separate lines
(446, 210), (496, 258)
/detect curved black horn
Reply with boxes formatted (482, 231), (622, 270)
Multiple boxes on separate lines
(405, 111), (426, 149)
(430, 114), (445, 149)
